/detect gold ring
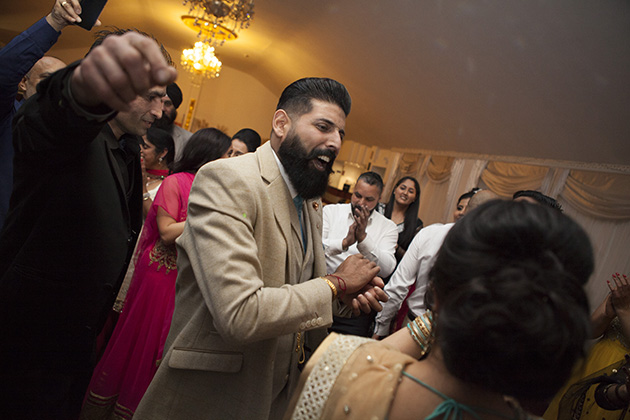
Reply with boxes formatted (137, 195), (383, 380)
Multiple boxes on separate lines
(61, 1), (68, 6)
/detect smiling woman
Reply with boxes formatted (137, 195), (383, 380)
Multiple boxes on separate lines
(379, 176), (423, 263)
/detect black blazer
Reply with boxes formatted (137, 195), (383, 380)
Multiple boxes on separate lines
(0, 62), (142, 361)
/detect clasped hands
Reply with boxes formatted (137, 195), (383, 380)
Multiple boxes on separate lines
(342, 205), (370, 250)
(329, 254), (388, 316)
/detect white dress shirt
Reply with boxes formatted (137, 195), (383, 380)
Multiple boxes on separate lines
(373, 222), (454, 336)
(322, 203), (398, 277)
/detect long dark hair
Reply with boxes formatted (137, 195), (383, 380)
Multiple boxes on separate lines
(172, 128), (231, 174)
(384, 176), (421, 251)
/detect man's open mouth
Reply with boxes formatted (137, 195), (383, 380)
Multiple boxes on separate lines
(312, 154), (331, 171)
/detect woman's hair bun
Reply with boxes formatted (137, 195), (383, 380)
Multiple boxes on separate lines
(431, 200), (593, 399)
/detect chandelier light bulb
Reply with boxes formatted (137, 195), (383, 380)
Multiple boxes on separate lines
(181, 41), (223, 79)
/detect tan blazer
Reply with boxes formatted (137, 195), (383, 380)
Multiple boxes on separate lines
(135, 142), (333, 420)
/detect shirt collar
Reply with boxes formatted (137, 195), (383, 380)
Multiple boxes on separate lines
(272, 148), (299, 199)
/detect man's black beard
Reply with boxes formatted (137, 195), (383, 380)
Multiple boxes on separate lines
(153, 108), (176, 131)
(277, 131), (336, 200)
(351, 203), (376, 217)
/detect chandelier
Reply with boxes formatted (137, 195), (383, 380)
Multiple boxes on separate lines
(181, 0), (255, 47)
(180, 41), (223, 79)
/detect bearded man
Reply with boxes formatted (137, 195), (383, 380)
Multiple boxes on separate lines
(323, 171), (398, 337)
(136, 78), (388, 420)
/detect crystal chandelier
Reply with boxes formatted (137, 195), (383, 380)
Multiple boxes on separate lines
(180, 41), (223, 79)
(181, 0), (255, 47)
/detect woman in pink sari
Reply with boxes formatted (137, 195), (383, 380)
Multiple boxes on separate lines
(80, 128), (232, 420)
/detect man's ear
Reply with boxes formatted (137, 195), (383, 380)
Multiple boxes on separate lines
(18, 76), (28, 94)
(271, 109), (291, 139)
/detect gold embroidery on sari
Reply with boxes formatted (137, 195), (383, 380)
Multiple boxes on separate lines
(148, 240), (177, 274)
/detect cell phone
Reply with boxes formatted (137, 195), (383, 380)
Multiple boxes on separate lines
(76, 0), (108, 31)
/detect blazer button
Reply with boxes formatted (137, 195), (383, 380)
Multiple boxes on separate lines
(317, 317), (324, 325)
(299, 323), (305, 330)
(305, 320), (312, 328)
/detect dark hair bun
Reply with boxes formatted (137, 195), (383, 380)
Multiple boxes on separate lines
(431, 200), (593, 399)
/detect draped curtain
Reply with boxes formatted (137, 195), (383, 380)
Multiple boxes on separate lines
(480, 161), (549, 198)
(473, 161), (630, 310)
(382, 153), (424, 200)
(443, 159), (488, 223)
(418, 156), (455, 226)
(562, 170), (630, 221)
(381, 151), (629, 309)
(560, 198), (630, 309)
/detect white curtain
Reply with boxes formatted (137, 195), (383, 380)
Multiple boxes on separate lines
(562, 170), (630, 221)
(559, 198), (630, 310)
(418, 156), (454, 226)
(480, 161), (549, 198)
(381, 149), (630, 313)
(473, 161), (630, 311)
(382, 152), (425, 201)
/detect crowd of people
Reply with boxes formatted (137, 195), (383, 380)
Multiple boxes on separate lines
(0, 1), (628, 419)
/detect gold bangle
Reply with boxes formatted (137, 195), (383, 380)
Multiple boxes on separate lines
(322, 277), (338, 299)
(407, 311), (435, 358)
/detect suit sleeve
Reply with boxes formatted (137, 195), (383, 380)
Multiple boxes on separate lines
(181, 162), (334, 345)
(13, 61), (115, 157)
(0, 17), (59, 118)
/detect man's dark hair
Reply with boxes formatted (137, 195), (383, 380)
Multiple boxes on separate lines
(276, 77), (351, 118)
(357, 171), (384, 194)
(232, 128), (262, 152)
(513, 190), (563, 212)
(87, 27), (174, 66)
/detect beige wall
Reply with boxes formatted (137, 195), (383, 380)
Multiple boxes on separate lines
(169, 46), (277, 138)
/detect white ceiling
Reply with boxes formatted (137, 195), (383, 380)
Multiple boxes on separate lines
(1, 0), (629, 167)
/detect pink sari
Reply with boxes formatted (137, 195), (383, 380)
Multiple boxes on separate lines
(81, 172), (194, 420)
